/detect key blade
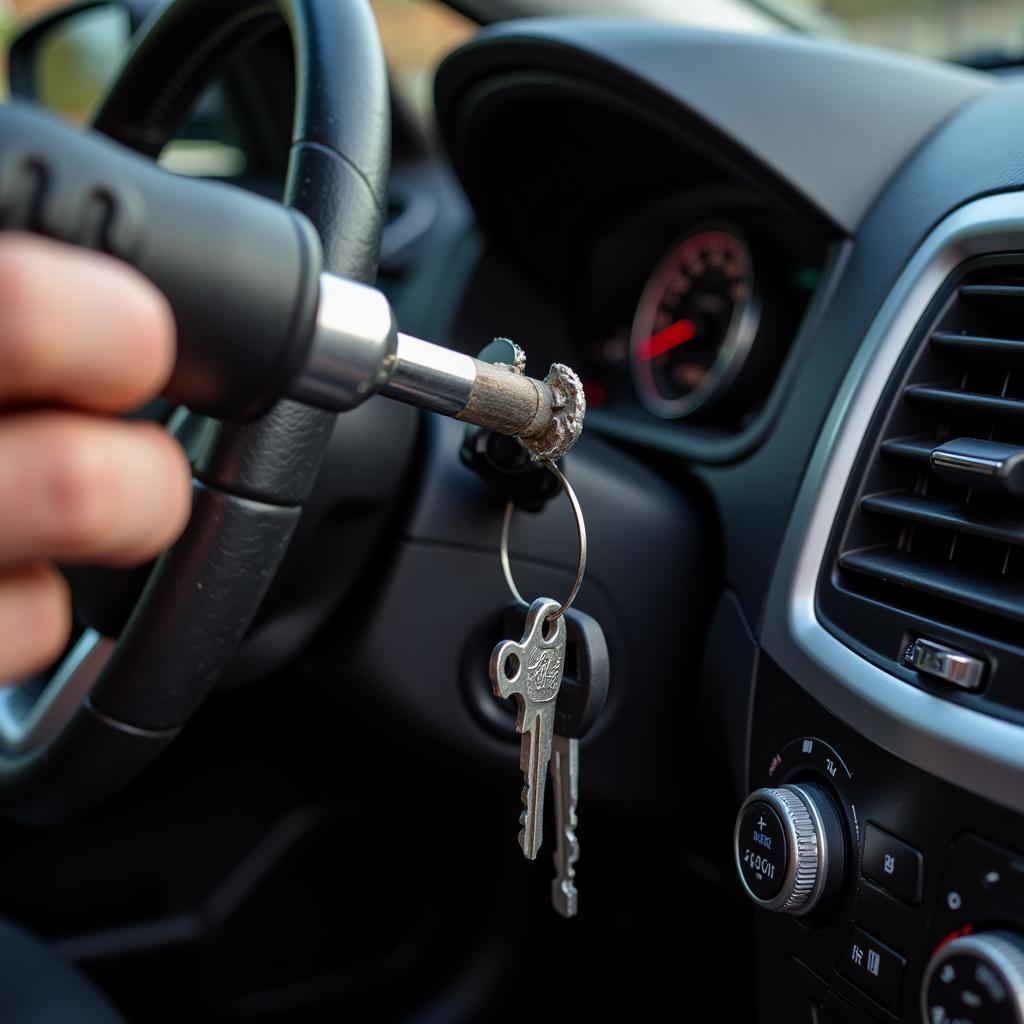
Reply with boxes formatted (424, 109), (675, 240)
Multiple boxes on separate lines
(550, 734), (580, 917)
(518, 708), (554, 859)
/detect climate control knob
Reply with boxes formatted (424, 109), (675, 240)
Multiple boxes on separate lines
(734, 783), (845, 916)
(922, 932), (1024, 1024)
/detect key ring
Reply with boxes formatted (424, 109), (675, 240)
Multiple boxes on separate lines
(499, 461), (587, 620)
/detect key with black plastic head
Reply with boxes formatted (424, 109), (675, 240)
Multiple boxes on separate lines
(550, 609), (610, 918)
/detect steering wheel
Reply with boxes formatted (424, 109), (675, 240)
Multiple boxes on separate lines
(0, 0), (390, 821)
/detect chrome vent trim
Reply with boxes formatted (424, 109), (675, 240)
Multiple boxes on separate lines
(763, 191), (1024, 815)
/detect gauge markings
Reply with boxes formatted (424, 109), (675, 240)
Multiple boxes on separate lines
(629, 224), (758, 418)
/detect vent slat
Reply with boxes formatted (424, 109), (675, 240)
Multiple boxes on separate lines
(839, 548), (1024, 625)
(931, 332), (1024, 362)
(960, 284), (1024, 314)
(861, 492), (1024, 545)
(879, 438), (935, 462)
(904, 386), (1024, 419)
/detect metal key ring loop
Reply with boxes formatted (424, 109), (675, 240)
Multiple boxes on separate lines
(499, 461), (587, 620)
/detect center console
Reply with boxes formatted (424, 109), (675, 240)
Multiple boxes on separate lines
(741, 658), (1024, 1023)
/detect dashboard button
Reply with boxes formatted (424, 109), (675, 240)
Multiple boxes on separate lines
(863, 823), (923, 905)
(837, 926), (905, 1012)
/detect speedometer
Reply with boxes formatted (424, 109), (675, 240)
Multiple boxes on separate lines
(629, 225), (759, 418)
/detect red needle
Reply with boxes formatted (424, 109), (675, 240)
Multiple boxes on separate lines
(636, 318), (697, 361)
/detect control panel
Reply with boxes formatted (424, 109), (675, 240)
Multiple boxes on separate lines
(742, 656), (1024, 1023)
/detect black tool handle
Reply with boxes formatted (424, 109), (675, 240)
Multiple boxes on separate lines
(0, 101), (323, 420)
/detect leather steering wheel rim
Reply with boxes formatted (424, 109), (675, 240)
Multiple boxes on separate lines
(0, 0), (389, 822)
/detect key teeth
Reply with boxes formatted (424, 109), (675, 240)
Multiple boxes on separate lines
(552, 879), (579, 918)
(565, 829), (579, 865)
(552, 829), (579, 912)
(518, 786), (539, 859)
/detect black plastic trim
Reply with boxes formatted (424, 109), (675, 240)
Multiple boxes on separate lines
(861, 492), (1024, 545)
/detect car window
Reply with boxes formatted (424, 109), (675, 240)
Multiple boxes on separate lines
(371, 0), (477, 123)
(0, 0), (478, 124)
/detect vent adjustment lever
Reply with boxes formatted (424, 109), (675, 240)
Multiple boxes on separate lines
(931, 437), (1024, 496)
(904, 637), (985, 690)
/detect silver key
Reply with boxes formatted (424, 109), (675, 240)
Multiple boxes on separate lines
(550, 733), (579, 917)
(490, 596), (567, 860)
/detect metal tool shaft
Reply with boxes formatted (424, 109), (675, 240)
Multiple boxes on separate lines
(384, 335), (549, 436)
(383, 334), (584, 460)
(293, 274), (584, 461)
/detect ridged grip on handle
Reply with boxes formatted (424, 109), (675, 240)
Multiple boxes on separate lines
(0, 101), (323, 421)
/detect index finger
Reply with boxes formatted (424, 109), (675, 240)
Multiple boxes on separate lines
(0, 234), (175, 412)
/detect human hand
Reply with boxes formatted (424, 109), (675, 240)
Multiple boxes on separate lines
(0, 235), (192, 681)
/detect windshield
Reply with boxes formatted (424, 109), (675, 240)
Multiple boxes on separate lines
(2, 0), (1018, 130)
(792, 0), (1024, 65)
(477, 0), (1024, 65)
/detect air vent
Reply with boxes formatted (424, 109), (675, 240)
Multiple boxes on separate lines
(819, 255), (1024, 718)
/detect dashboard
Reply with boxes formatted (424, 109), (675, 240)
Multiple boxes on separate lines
(417, 16), (1024, 1024)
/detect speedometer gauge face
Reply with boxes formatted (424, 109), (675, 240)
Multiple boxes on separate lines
(630, 225), (759, 418)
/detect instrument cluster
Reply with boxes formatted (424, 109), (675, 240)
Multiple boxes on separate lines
(576, 191), (828, 431)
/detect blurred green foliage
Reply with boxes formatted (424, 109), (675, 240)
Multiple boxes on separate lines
(0, 10), (15, 100)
